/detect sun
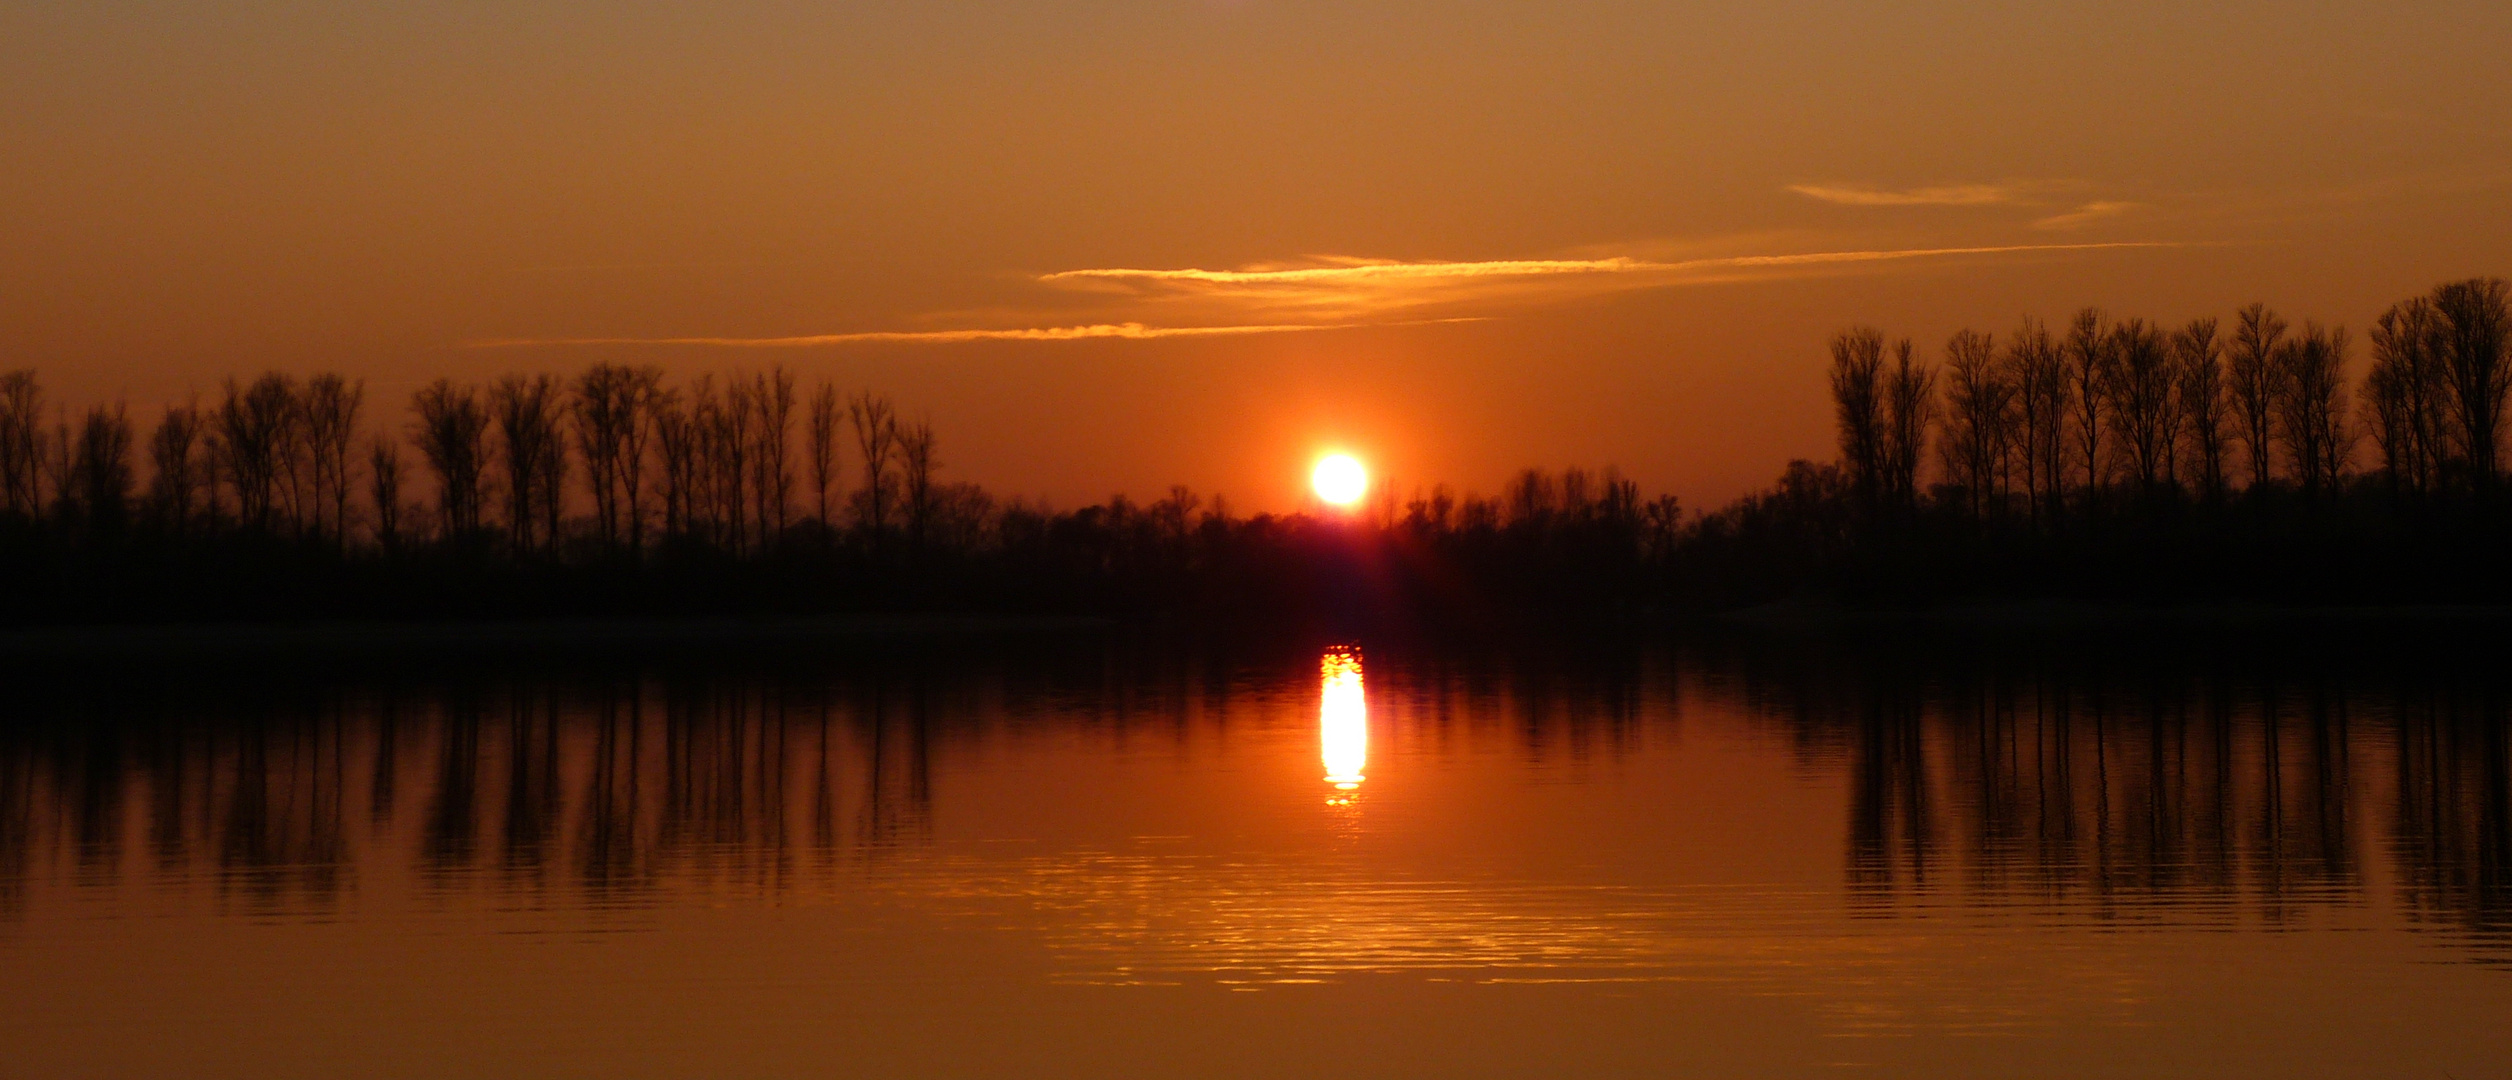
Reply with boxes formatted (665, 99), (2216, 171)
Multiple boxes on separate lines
(1312, 453), (1368, 507)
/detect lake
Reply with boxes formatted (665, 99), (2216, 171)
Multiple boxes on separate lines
(2, 621), (2507, 1078)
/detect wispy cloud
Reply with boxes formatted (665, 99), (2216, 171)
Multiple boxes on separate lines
(471, 242), (2177, 350)
(2033, 201), (2140, 230)
(468, 322), (1369, 349)
(1043, 242), (2180, 320)
(1786, 183), (2035, 207)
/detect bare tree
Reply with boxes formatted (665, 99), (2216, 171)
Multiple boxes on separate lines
(2173, 317), (2231, 502)
(1827, 328), (1887, 511)
(713, 377), (755, 552)
(492, 374), (566, 554)
(753, 367), (796, 546)
(572, 363), (634, 549)
(368, 436), (404, 549)
(2108, 318), (2178, 497)
(69, 405), (135, 532)
(1882, 339), (1936, 510)
(618, 366), (660, 551)
(2273, 323), (2353, 498)
(654, 386), (699, 540)
(218, 374), (300, 532)
(2003, 319), (2072, 529)
(849, 392), (898, 548)
(302, 373), (364, 543)
(2063, 309), (2115, 503)
(807, 382), (841, 535)
(2229, 303), (2289, 489)
(1939, 329), (2011, 519)
(412, 379), (489, 537)
(145, 402), (204, 534)
(2364, 298), (2450, 497)
(898, 419), (937, 551)
(0, 371), (45, 518)
(2431, 277), (2511, 489)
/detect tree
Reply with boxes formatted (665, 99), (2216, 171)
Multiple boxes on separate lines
(2364, 298), (2448, 497)
(2107, 318), (2178, 497)
(145, 403), (204, 534)
(2431, 277), (2510, 490)
(492, 374), (565, 554)
(412, 379), (489, 537)
(753, 367), (796, 546)
(808, 382), (841, 535)
(653, 385), (695, 540)
(302, 373), (364, 544)
(1939, 329), (2012, 520)
(69, 405), (134, 533)
(849, 392), (899, 549)
(218, 374), (300, 532)
(2063, 308), (2115, 503)
(368, 436), (404, 549)
(572, 363), (635, 550)
(2229, 303), (2289, 489)
(2174, 317), (2230, 502)
(1827, 328), (1887, 511)
(899, 419), (937, 551)
(2002, 319), (2071, 529)
(2272, 323), (2353, 498)
(0, 371), (45, 518)
(1882, 340), (1937, 511)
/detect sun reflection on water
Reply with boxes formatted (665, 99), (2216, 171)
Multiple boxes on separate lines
(1320, 647), (1367, 794)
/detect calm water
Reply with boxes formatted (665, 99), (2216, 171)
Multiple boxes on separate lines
(2, 626), (2508, 1078)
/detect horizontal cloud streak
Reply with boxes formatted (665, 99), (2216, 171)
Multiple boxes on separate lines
(467, 322), (1360, 348)
(1049, 242), (2177, 288)
(1787, 183), (2031, 207)
(2033, 200), (2139, 230)
(1038, 242), (2183, 323)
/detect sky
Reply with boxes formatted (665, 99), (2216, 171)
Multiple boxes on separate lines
(5, 0), (2510, 511)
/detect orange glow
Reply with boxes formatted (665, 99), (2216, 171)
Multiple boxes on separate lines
(1311, 454), (1368, 507)
(1320, 647), (1368, 790)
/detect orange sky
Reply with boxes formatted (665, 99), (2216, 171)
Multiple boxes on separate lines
(6, 1), (2510, 510)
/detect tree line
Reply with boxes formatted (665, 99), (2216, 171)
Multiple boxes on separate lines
(1827, 277), (2509, 521)
(0, 365), (976, 559)
(1759, 275), (2512, 606)
(2, 273), (2506, 623)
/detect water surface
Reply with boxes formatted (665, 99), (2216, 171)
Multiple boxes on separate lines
(2, 626), (2507, 1078)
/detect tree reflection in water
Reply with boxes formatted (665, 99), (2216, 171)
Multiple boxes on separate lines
(0, 628), (2502, 965)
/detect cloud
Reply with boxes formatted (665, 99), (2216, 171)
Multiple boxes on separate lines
(467, 322), (1368, 349)
(1042, 242), (2181, 320)
(2032, 201), (2139, 230)
(1786, 183), (2034, 207)
(470, 242), (2177, 350)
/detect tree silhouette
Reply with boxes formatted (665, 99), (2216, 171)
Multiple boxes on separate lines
(1882, 338), (1937, 513)
(2108, 317), (2179, 498)
(2003, 319), (2071, 529)
(807, 382), (841, 537)
(2431, 277), (2510, 491)
(144, 402), (204, 535)
(2064, 309), (2115, 504)
(1828, 327), (1887, 514)
(2365, 298), (2449, 498)
(849, 393), (898, 551)
(0, 372), (46, 518)
(2230, 303), (2290, 491)
(412, 379), (488, 538)
(2271, 323), (2353, 499)
(899, 419), (937, 553)
(492, 374), (565, 555)
(2173, 317), (2230, 502)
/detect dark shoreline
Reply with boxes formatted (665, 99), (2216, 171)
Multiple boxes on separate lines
(0, 613), (1116, 660)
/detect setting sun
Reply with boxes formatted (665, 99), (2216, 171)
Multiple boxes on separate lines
(1312, 453), (1368, 506)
